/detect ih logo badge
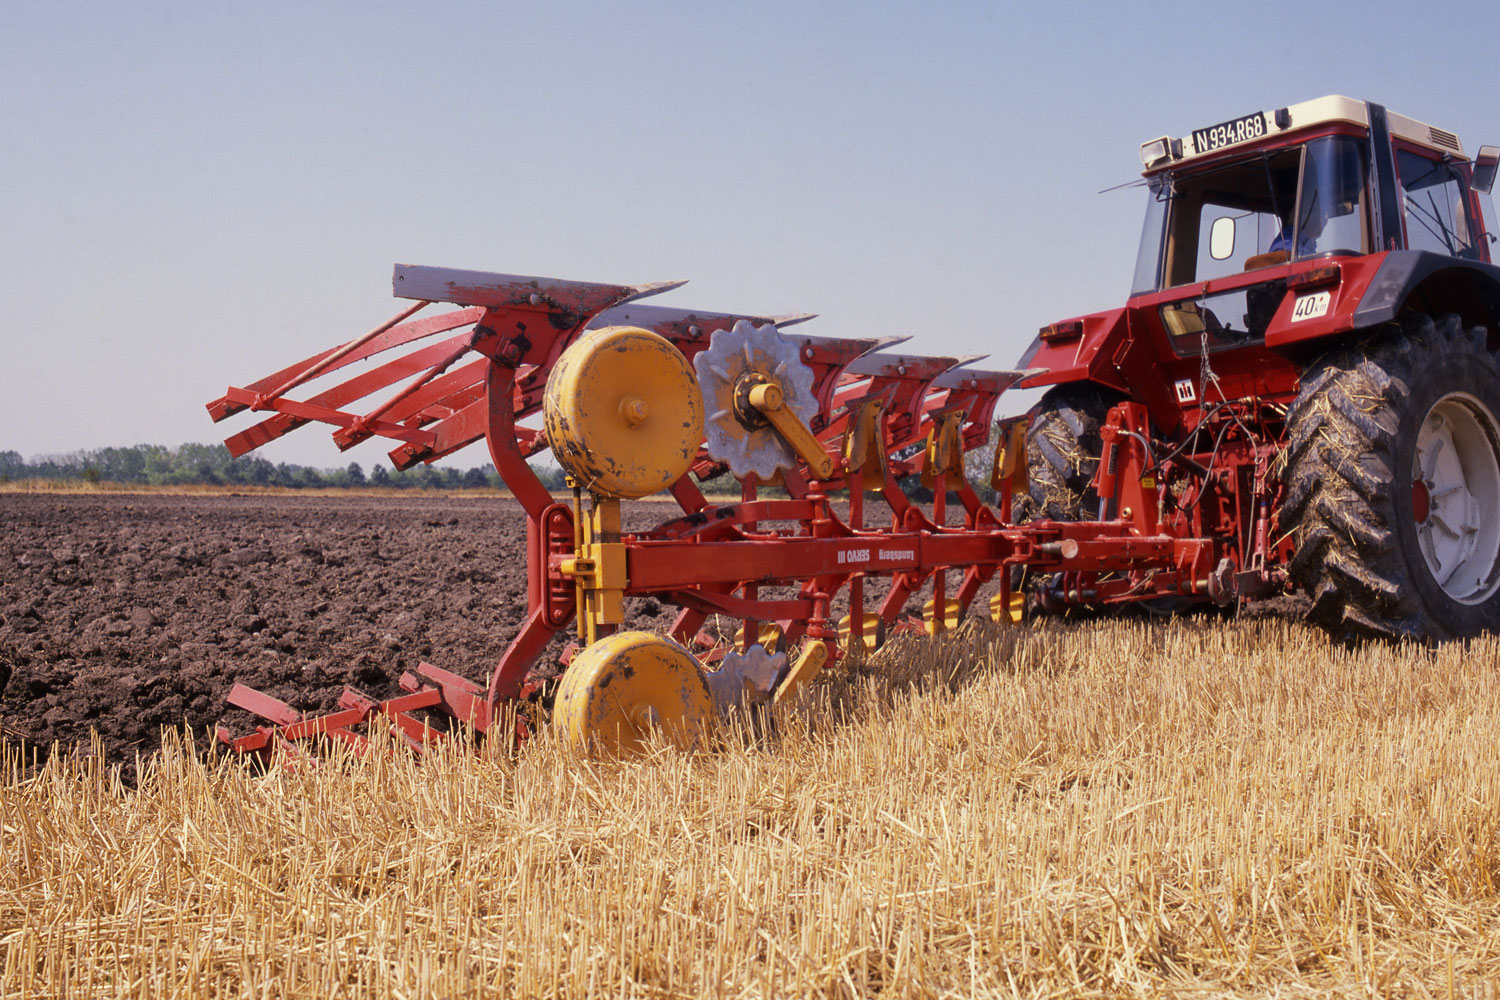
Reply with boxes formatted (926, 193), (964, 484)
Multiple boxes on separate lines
(1174, 379), (1197, 403)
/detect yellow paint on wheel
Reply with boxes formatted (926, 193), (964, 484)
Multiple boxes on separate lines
(552, 631), (716, 755)
(544, 327), (704, 499)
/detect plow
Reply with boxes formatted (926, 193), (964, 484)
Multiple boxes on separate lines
(209, 94), (1500, 756)
(207, 264), (1218, 757)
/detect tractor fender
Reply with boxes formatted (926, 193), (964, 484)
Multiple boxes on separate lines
(1351, 251), (1500, 340)
(1267, 251), (1500, 357)
(1014, 307), (1131, 394)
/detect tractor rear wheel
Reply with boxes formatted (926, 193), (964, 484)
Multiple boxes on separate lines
(1283, 314), (1500, 640)
(1025, 383), (1122, 520)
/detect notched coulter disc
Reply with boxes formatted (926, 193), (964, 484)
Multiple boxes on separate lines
(695, 320), (818, 481)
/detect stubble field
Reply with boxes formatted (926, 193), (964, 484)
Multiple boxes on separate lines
(3, 492), (1499, 997)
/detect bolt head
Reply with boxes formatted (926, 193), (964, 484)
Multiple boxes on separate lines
(620, 396), (649, 426)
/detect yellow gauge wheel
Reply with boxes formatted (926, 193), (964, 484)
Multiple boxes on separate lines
(552, 631), (717, 755)
(544, 326), (704, 499)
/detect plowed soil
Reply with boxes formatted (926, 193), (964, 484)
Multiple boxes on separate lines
(1, 492), (1302, 769)
(0, 493), (680, 766)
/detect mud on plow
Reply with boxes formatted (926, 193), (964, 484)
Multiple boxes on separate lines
(207, 265), (1224, 757)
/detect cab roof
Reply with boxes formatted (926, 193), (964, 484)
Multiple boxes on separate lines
(1141, 95), (1466, 175)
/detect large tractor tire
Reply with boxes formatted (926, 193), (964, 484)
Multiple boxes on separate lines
(1025, 383), (1122, 520)
(1283, 314), (1500, 640)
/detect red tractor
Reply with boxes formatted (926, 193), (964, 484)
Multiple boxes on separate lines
(207, 96), (1500, 756)
(1018, 95), (1500, 641)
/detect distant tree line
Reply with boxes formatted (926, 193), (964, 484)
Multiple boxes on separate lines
(1, 436), (1001, 499)
(0, 443), (570, 491)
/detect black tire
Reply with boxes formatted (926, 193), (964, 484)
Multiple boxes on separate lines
(1283, 314), (1500, 641)
(1025, 384), (1122, 520)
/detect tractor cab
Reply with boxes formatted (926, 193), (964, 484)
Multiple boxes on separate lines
(1129, 96), (1496, 358)
(1017, 96), (1500, 417)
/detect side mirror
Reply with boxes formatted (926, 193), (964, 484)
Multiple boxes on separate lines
(1209, 216), (1236, 260)
(1473, 145), (1500, 194)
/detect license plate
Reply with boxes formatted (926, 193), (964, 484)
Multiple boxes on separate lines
(1191, 112), (1269, 154)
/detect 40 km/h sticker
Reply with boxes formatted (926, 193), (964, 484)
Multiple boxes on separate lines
(1290, 291), (1331, 322)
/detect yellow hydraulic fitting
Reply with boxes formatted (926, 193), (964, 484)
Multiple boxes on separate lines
(921, 407), (966, 488)
(746, 381), (836, 480)
(559, 497), (628, 644)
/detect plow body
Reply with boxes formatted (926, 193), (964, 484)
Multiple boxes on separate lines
(207, 265), (1263, 756)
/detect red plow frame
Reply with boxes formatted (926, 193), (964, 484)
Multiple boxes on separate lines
(208, 265), (1225, 756)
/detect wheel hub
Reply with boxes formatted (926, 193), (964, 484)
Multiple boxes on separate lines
(730, 372), (774, 431)
(1411, 478), (1430, 524)
(1412, 393), (1500, 604)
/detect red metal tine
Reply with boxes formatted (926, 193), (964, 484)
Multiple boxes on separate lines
(334, 358), (498, 452)
(405, 663), (492, 733)
(213, 386), (441, 454)
(224, 684), (373, 754)
(255, 301), (431, 408)
(280, 705), (373, 743)
(208, 305), (470, 426)
(328, 335), (483, 450)
(219, 313), (485, 455)
(380, 689), (446, 751)
(339, 688), (444, 753)
(225, 684), (302, 727)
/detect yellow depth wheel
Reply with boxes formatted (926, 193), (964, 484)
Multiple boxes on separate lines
(544, 326), (704, 499)
(552, 631), (716, 755)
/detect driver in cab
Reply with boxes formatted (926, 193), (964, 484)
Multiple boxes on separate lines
(1270, 206), (1326, 257)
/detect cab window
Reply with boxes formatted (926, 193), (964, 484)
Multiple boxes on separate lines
(1398, 150), (1477, 258)
(1134, 136), (1372, 294)
(1159, 149), (1301, 287)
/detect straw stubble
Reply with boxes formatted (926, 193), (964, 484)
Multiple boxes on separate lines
(3, 618), (1499, 997)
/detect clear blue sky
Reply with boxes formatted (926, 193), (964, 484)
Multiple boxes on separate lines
(4, 0), (1499, 469)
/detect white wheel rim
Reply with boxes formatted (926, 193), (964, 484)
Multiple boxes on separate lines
(1412, 392), (1500, 604)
